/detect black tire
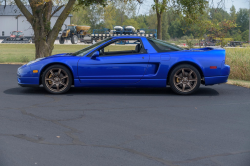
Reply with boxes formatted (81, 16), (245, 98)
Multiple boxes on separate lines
(71, 35), (78, 44)
(169, 64), (201, 95)
(59, 36), (65, 44)
(42, 65), (72, 94)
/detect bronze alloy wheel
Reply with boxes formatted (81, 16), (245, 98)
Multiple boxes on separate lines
(169, 65), (201, 95)
(173, 68), (198, 93)
(42, 65), (72, 94)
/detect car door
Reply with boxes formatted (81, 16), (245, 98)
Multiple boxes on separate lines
(78, 39), (149, 85)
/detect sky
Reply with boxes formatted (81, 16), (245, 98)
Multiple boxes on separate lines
(137, 0), (249, 15)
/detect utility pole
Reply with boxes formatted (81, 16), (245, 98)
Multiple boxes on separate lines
(15, 15), (21, 31)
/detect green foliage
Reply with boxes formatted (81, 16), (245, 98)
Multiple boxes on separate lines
(233, 33), (242, 41)
(70, 1), (248, 43)
(152, 0), (207, 39)
(230, 5), (236, 21)
(135, 15), (148, 29)
(168, 18), (184, 38)
(123, 19), (139, 29)
(145, 9), (157, 29)
(186, 39), (194, 49)
(236, 8), (249, 33)
(242, 30), (249, 42)
(208, 20), (237, 46)
(210, 8), (230, 22)
(221, 39), (228, 48)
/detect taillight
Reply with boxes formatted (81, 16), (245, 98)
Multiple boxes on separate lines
(210, 66), (217, 69)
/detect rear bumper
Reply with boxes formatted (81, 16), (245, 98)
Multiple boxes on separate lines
(205, 76), (229, 85)
(205, 64), (230, 85)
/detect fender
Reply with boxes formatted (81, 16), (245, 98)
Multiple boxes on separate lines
(167, 58), (205, 79)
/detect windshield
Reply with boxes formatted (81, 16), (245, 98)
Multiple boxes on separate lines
(17, 32), (23, 35)
(12, 32), (17, 35)
(72, 38), (112, 56)
(147, 37), (184, 52)
(68, 26), (75, 31)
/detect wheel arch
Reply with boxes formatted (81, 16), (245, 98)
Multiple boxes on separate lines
(167, 61), (205, 85)
(39, 62), (75, 85)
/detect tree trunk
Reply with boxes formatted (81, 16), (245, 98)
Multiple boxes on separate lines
(157, 13), (162, 40)
(14, 0), (76, 59)
(32, 14), (54, 58)
(34, 38), (53, 59)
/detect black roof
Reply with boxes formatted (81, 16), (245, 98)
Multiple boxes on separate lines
(0, 5), (72, 17)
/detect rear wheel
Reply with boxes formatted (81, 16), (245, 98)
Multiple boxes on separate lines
(169, 64), (201, 95)
(71, 35), (78, 44)
(42, 65), (72, 94)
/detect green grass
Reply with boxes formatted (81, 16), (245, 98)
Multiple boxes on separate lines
(225, 48), (250, 81)
(0, 44), (136, 63)
(227, 79), (250, 89)
(0, 44), (88, 63)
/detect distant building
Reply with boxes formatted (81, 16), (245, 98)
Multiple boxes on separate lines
(0, 5), (72, 38)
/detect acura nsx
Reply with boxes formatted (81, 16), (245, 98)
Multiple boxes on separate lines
(17, 36), (230, 95)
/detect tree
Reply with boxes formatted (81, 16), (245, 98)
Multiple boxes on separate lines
(71, 5), (105, 32)
(168, 19), (182, 38)
(190, 20), (211, 47)
(103, 3), (116, 29)
(230, 5), (236, 21)
(210, 7), (230, 22)
(135, 15), (148, 29)
(145, 9), (157, 29)
(123, 19), (139, 29)
(152, 0), (207, 40)
(207, 20), (237, 47)
(111, 1), (137, 26)
(241, 30), (249, 41)
(3, 0), (141, 58)
(7, 0), (106, 58)
(236, 8), (249, 33)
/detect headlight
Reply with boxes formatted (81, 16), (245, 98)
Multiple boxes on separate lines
(27, 58), (45, 65)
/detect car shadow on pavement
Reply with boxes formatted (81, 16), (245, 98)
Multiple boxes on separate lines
(4, 86), (219, 96)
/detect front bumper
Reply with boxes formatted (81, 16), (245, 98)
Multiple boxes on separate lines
(17, 65), (40, 87)
(18, 77), (40, 87)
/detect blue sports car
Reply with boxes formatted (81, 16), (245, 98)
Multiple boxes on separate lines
(17, 36), (230, 95)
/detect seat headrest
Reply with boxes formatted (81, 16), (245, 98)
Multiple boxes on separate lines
(135, 44), (140, 53)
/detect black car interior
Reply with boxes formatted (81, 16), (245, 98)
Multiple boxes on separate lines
(98, 39), (146, 56)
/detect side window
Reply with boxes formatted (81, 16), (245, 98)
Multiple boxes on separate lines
(147, 38), (184, 52)
(148, 39), (173, 52)
(99, 39), (146, 56)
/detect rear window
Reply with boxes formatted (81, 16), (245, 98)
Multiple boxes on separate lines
(147, 38), (184, 52)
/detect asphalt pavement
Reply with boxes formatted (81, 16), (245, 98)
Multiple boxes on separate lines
(0, 64), (250, 166)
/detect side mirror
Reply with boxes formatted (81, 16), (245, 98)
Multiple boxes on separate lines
(91, 51), (99, 59)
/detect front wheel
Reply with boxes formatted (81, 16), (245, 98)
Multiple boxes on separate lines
(59, 36), (65, 44)
(42, 65), (72, 94)
(169, 64), (201, 95)
(71, 35), (78, 44)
